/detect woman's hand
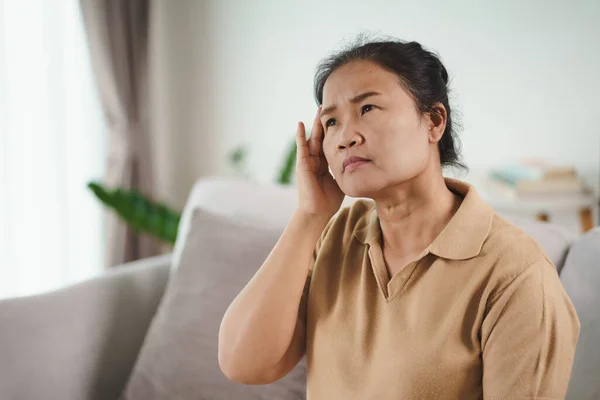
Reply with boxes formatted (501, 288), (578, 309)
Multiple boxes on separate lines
(295, 107), (345, 220)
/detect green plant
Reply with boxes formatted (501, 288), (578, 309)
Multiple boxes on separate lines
(88, 139), (299, 245)
(277, 140), (297, 185)
(228, 145), (248, 177)
(87, 182), (181, 245)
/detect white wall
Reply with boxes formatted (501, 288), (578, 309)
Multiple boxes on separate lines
(150, 0), (214, 209)
(152, 0), (600, 209)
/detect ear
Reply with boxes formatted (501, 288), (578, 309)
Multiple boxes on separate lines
(427, 103), (447, 144)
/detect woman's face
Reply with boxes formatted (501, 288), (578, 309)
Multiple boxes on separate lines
(320, 60), (444, 198)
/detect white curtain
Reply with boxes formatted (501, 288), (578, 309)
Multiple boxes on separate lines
(0, 0), (105, 299)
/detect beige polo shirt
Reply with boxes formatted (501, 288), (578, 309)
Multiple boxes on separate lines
(303, 178), (580, 400)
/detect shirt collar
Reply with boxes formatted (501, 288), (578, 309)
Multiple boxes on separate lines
(354, 178), (494, 260)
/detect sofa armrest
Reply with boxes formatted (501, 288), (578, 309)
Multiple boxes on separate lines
(0, 253), (172, 400)
(560, 228), (600, 400)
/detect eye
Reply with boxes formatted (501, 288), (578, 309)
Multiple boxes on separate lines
(361, 104), (374, 115)
(325, 118), (337, 127)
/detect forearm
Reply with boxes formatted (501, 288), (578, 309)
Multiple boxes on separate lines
(218, 210), (329, 380)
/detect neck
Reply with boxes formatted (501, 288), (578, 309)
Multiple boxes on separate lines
(374, 168), (461, 257)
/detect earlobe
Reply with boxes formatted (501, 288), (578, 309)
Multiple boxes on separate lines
(428, 105), (447, 143)
(428, 126), (444, 144)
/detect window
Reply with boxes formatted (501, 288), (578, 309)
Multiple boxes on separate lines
(0, 0), (105, 299)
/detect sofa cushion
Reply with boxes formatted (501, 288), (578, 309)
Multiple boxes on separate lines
(0, 254), (171, 400)
(172, 178), (297, 268)
(122, 209), (306, 400)
(560, 228), (600, 400)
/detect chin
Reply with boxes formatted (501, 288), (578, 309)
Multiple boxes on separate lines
(339, 175), (384, 199)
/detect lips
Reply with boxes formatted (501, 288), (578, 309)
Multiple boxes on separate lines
(342, 156), (371, 172)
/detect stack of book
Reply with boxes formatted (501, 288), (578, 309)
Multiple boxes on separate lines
(487, 159), (586, 197)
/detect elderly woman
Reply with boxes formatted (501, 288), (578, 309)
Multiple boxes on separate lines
(218, 37), (580, 400)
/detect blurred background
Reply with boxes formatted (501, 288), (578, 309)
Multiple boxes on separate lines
(1, 0), (599, 299)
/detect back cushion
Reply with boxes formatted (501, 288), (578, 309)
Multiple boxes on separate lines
(122, 209), (306, 399)
(172, 178), (358, 267)
(560, 228), (600, 400)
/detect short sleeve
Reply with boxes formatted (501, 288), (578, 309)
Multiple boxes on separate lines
(481, 258), (580, 400)
(297, 215), (336, 323)
(307, 215), (337, 276)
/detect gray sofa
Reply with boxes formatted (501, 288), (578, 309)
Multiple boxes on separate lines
(0, 178), (598, 400)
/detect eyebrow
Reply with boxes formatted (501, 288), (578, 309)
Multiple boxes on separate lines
(321, 91), (382, 118)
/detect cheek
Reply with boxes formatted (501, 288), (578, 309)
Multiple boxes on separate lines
(322, 136), (335, 162)
(323, 138), (345, 180)
(382, 127), (431, 169)
(404, 134), (431, 171)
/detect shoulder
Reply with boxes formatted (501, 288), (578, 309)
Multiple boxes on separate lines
(486, 215), (548, 263)
(318, 199), (374, 249)
(482, 214), (559, 296)
(481, 216), (579, 330)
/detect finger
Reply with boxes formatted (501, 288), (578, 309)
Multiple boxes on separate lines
(317, 152), (331, 177)
(295, 122), (309, 159)
(307, 106), (324, 156)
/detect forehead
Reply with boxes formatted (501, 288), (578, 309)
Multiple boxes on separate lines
(322, 60), (401, 104)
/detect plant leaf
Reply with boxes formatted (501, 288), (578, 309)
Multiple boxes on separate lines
(277, 139), (297, 185)
(87, 181), (182, 245)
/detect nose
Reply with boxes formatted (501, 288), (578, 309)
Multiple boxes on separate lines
(337, 125), (364, 150)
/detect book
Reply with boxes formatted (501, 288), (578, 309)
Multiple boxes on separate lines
(519, 158), (577, 180)
(488, 160), (584, 196)
(514, 177), (585, 196)
(489, 163), (576, 185)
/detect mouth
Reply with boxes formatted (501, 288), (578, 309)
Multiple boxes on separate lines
(342, 156), (371, 172)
